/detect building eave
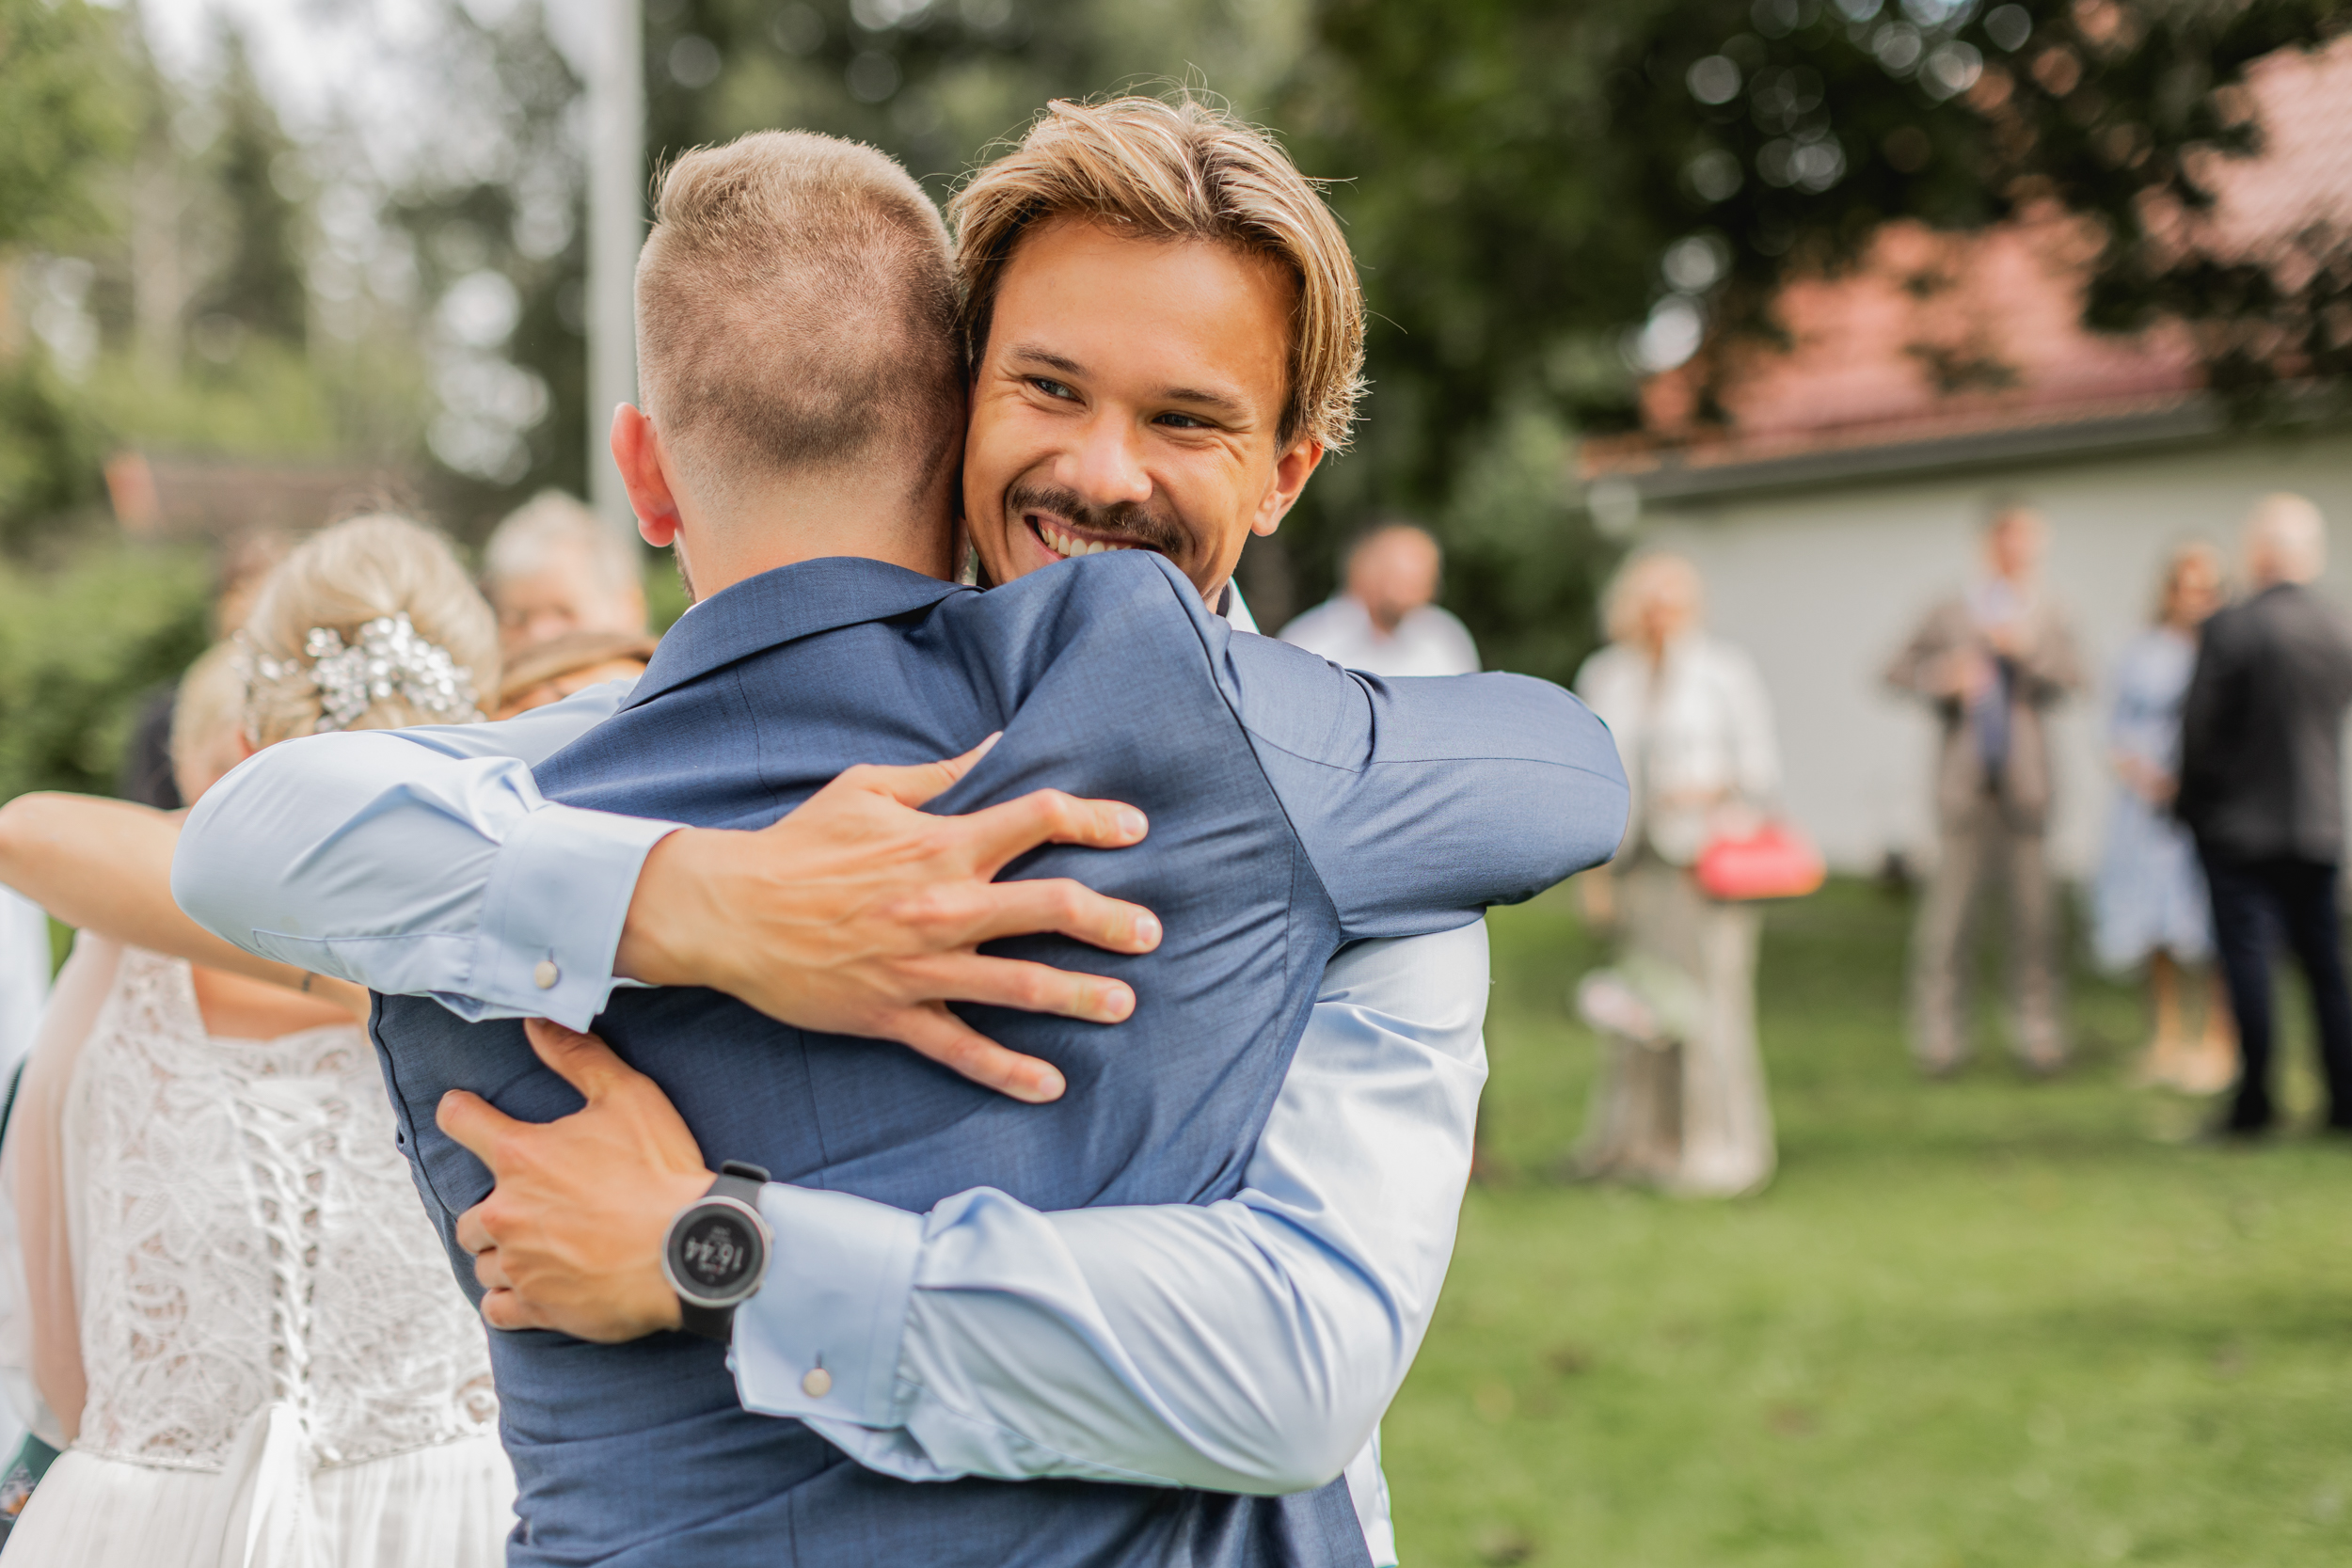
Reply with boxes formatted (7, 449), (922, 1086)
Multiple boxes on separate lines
(1581, 387), (2351, 509)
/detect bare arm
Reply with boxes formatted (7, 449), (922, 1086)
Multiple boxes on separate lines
(0, 794), (369, 1018)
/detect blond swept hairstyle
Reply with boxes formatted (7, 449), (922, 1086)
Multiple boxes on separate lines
(242, 515), (499, 747)
(636, 131), (961, 496)
(949, 94), (1366, 451)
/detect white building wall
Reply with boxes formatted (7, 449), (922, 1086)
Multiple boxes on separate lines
(1634, 432), (2352, 879)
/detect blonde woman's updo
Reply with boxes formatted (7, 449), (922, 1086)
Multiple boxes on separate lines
(241, 514), (501, 748)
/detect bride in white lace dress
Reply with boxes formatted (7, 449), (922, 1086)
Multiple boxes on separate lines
(0, 516), (516, 1566)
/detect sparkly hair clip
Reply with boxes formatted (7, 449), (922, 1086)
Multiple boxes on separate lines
(252, 612), (479, 734)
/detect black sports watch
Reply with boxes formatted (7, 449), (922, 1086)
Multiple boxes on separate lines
(662, 1161), (774, 1342)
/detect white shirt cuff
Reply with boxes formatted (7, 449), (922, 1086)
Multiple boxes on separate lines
(732, 1184), (922, 1429)
(470, 802), (680, 1029)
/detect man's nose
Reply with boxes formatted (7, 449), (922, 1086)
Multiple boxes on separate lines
(1057, 410), (1154, 512)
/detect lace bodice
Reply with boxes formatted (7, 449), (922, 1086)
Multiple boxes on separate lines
(62, 950), (496, 1470)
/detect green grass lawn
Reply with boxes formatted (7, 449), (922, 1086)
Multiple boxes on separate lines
(1386, 879), (2352, 1568)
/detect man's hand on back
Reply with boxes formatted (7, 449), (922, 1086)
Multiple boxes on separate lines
(442, 1019), (708, 1341)
(613, 735), (1160, 1104)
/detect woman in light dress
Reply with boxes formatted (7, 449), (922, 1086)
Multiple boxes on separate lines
(2093, 543), (2235, 1094)
(1570, 552), (1782, 1197)
(0, 515), (515, 1566)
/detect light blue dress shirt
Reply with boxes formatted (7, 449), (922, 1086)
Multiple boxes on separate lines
(175, 681), (1491, 1568)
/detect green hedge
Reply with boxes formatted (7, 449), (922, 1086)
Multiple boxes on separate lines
(0, 542), (213, 802)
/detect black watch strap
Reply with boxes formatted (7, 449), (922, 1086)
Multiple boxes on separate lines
(677, 1161), (771, 1343)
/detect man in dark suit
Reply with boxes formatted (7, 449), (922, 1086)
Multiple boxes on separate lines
(2178, 493), (2352, 1134)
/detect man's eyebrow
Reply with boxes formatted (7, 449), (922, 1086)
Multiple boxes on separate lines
(1158, 385), (1249, 420)
(1005, 344), (1088, 378)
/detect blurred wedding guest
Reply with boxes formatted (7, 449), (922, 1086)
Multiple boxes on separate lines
(1570, 552), (1779, 1196)
(112, 531), (290, 811)
(0, 891), (47, 1495)
(1886, 503), (2083, 1075)
(0, 515), (514, 1564)
(1280, 522), (1480, 676)
(491, 626), (658, 720)
(2095, 543), (2234, 1094)
(482, 489), (647, 656)
(2178, 494), (2352, 1138)
(0, 895), (44, 1089)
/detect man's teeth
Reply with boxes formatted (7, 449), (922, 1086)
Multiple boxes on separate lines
(1039, 523), (1136, 560)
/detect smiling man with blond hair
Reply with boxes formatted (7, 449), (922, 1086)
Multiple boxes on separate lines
(179, 97), (1626, 1568)
(948, 94), (1362, 596)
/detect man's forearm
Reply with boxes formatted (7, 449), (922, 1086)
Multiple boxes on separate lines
(732, 924), (1489, 1491)
(811, 1192), (1427, 1491)
(171, 685), (670, 1031)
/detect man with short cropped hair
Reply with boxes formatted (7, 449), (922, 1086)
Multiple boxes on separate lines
(180, 101), (1624, 1568)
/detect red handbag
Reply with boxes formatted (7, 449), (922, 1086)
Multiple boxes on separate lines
(1694, 820), (1826, 902)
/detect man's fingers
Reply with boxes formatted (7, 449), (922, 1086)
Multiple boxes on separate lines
(843, 733), (1004, 809)
(961, 878), (1162, 955)
(960, 788), (1149, 874)
(887, 1003), (1067, 1103)
(437, 1088), (523, 1170)
(523, 1017), (646, 1104)
(480, 1288), (548, 1334)
(472, 1243), (511, 1291)
(455, 1202), (495, 1258)
(903, 952), (1136, 1025)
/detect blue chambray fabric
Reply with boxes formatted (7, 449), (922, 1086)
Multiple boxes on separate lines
(372, 549), (1626, 1568)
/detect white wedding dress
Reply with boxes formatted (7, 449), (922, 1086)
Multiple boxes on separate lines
(0, 944), (513, 1567)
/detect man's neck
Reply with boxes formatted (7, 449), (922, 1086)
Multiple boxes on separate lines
(675, 469), (956, 601)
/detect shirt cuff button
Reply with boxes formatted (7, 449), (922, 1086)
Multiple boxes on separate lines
(533, 958), (560, 990)
(802, 1367), (833, 1398)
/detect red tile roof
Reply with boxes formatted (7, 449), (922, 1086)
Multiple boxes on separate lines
(1586, 38), (2352, 481)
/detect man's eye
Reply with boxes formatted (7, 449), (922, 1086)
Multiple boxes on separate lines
(1030, 377), (1075, 400)
(1155, 412), (1210, 430)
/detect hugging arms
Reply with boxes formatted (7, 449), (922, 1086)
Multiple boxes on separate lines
(172, 626), (1598, 1500)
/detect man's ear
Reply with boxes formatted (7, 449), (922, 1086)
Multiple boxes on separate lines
(610, 404), (685, 548)
(1250, 436), (1326, 538)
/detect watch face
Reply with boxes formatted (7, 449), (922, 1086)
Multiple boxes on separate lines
(668, 1202), (765, 1305)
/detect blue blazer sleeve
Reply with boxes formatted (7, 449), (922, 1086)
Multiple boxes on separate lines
(1214, 624), (1629, 940)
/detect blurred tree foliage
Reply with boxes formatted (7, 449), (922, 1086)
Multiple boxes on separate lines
(1276, 0), (2352, 679)
(0, 353), (111, 552)
(0, 0), (135, 551)
(637, 0), (1304, 201)
(0, 544), (211, 800)
(0, 7), (399, 799)
(0, 6), (417, 555)
(196, 30), (308, 352)
(0, 0), (135, 249)
(378, 4), (591, 521)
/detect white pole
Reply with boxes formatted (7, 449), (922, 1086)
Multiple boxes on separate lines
(585, 0), (644, 535)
